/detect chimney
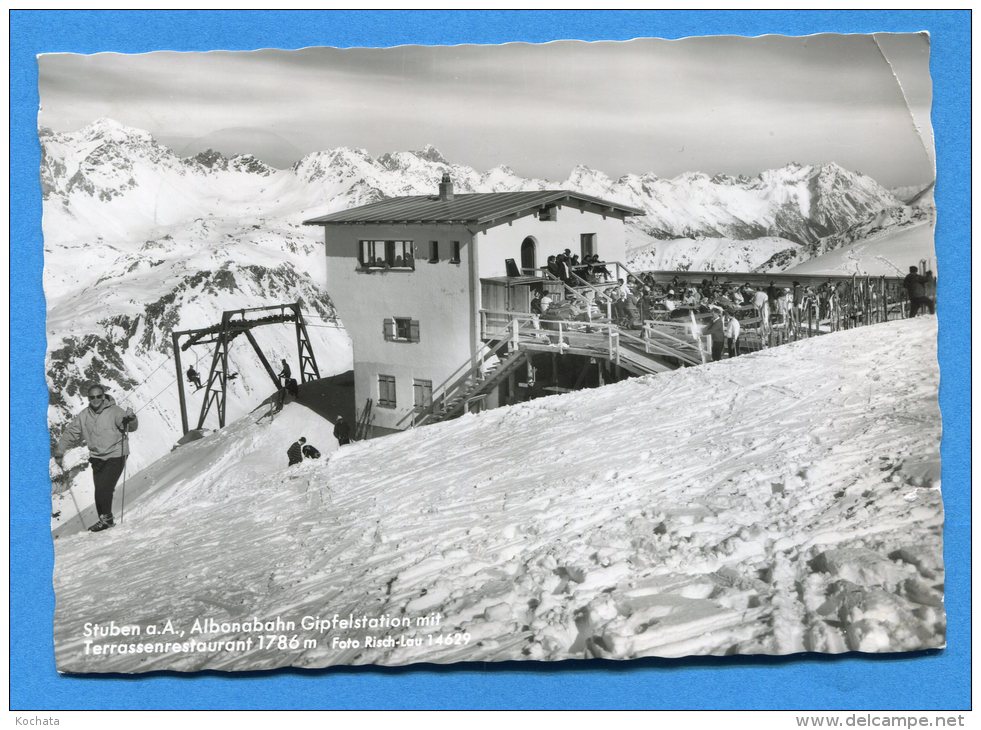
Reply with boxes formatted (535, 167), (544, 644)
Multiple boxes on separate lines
(438, 172), (454, 201)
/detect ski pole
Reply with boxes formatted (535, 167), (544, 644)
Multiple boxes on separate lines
(119, 431), (129, 525)
(66, 481), (87, 531)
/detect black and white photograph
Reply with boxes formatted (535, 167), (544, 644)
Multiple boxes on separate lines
(40, 34), (943, 674)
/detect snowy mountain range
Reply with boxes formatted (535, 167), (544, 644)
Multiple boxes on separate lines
(41, 118), (933, 483)
(41, 118), (922, 248)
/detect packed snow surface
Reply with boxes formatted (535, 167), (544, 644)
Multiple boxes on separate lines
(786, 219), (936, 276)
(53, 317), (943, 673)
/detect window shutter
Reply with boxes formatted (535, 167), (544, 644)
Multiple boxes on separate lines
(409, 319), (420, 342)
(383, 318), (394, 340)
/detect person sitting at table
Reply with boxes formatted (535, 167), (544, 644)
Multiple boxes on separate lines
(590, 255), (612, 282)
(546, 255), (562, 280)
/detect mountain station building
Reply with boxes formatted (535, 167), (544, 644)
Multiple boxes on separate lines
(304, 175), (646, 436)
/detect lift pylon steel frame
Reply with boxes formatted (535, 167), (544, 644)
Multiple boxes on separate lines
(171, 301), (322, 435)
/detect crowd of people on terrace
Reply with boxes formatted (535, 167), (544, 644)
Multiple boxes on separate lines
(545, 251), (612, 285)
(530, 255), (936, 361)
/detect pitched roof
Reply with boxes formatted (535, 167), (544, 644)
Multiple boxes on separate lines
(302, 190), (644, 227)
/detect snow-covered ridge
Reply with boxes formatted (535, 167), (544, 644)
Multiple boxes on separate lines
(42, 118), (912, 248)
(52, 317), (944, 672)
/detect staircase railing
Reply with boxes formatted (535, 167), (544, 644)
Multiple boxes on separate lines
(565, 270), (614, 319)
(538, 268), (607, 317)
(609, 260), (648, 291)
(407, 319), (522, 428)
(482, 309), (621, 362)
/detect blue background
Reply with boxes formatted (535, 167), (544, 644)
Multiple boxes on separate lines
(10, 10), (970, 710)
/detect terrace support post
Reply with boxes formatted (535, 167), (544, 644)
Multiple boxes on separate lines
(573, 360), (591, 390)
(172, 332), (189, 436)
(881, 277), (887, 322)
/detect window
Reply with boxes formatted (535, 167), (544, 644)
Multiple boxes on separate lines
(359, 240), (385, 266)
(413, 379), (433, 409)
(539, 206), (557, 222)
(450, 241), (461, 264)
(383, 317), (420, 343)
(378, 374), (396, 408)
(358, 240), (415, 269)
(429, 241), (439, 263)
(580, 233), (596, 259)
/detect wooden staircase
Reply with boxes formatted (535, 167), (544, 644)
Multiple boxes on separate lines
(614, 330), (678, 375)
(409, 320), (527, 428)
(424, 348), (529, 425)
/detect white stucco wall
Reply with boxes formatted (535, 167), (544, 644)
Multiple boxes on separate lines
(476, 205), (629, 280)
(317, 205), (631, 434)
(322, 223), (476, 433)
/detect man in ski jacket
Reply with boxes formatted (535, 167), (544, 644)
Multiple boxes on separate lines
(287, 437), (306, 466)
(904, 266), (934, 317)
(333, 416), (351, 446)
(53, 384), (138, 532)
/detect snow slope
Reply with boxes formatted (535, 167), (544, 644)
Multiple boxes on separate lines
(53, 317), (943, 673)
(627, 236), (801, 273)
(785, 218), (936, 276)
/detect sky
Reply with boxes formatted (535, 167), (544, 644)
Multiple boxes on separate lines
(37, 34), (935, 187)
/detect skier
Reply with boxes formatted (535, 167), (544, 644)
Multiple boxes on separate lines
(301, 443), (321, 459)
(333, 416), (351, 446)
(278, 359), (292, 381)
(287, 437), (306, 466)
(186, 366), (202, 390)
(285, 377), (299, 398)
(52, 384), (138, 532)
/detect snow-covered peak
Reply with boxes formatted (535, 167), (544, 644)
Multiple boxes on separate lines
(292, 147), (379, 182)
(563, 164), (613, 194)
(191, 148), (229, 170)
(78, 117), (156, 146)
(411, 144), (448, 164)
(229, 153), (275, 176)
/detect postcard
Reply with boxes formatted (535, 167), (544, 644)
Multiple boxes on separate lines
(41, 34), (942, 673)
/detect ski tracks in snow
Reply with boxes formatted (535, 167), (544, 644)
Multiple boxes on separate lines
(53, 317), (944, 672)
